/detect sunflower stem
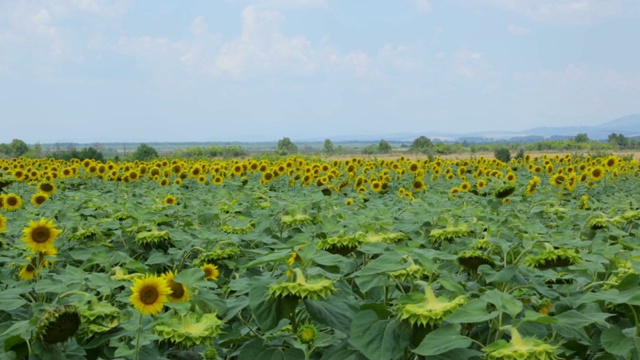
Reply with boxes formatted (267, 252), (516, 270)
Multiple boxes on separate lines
(134, 312), (143, 360)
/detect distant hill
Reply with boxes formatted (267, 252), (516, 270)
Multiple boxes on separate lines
(307, 114), (640, 143)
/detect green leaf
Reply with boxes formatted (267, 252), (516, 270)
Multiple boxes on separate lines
(601, 326), (640, 358)
(447, 299), (499, 323)
(412, 323), (472, 356)
(354, 253), (407, 276)
(0, 289), (27, 311)
(305, 295), (358, 334)
(349, 310), (411, 360)
(481, 289), (523, 318)
(552, 310), (612, 328)
(248, 277), (280, 331)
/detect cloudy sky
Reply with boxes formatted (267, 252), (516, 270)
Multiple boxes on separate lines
(1, 0), (639, 143)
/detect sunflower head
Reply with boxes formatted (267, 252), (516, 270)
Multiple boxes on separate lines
(430, 224), (470, 243)
(195, 245), (241, 266)
(135, 229), (171, 248)
(494, 184), (516, 199)
(37, 305), (81, 344)
(78, 299), (120, 340)
(483, 327), (559, 360)
(3, 193), (22, 211)
(297, 324), (318, 344)
(154, 312), (223, 348)
(396, 283), (467, 328)
(524, 244), (581, 269)
(21, 218), (62, 253)
(316, 233), (365, 255)
(269, 269), (336, 300)
(37, 181), (56, 195)
(457, 250), (495, 272)
(201, 264), (220, 281)
(129, 274), (172, 316)
(0, 214), (7, 233)
(364, 232), (408, 244)
(163, 270), (191, 302)
(163, 195), (177, 205)
(31, 192), (49, 207)
(281, 214), (313, 227)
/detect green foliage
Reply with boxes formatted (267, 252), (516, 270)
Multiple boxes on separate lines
(378, 139), (391, 154)
(409, 136), (434, 153)
(51, 147), (105, 161)
(131, 143), (159, 161)
(493, 147), (511, 163)
(172, 145), (246, 159)
(276, 137), (298, 155)
(323, 139), (334, 154)
(573, 133), (590, 143)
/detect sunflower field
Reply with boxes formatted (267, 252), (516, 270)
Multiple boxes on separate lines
(1, 153), (640, 360)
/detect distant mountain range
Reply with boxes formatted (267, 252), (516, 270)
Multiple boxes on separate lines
(319, 114), (640, 143)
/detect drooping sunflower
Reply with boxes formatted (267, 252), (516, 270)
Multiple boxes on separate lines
(129, 274), (172, 316)
(201, 264), (220, 281)
(163, 270), (190, 302)
(3, 193), (22, 211)
(21, 218), (62, 253)
(37, 305), (81, 344)
(31, 192), (49, 207)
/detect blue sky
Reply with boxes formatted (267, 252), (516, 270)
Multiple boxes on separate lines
(1, 0), (639, 143)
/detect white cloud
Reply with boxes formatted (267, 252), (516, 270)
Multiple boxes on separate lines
(478, 0), (640, 25)
(507, 24), (532, 35)
(378, 44), (423, 72)
(413, 0), (432, 13)
(512, 65), (640, 120)
(452, 49), (487, 78)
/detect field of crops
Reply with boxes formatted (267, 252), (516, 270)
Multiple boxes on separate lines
(1, 154), (639, 360)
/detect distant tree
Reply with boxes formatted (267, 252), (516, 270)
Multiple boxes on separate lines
(361, 144), (378, 155)
(573, 133), (590, 143)
(378, 139), (391, 154)
(131, 144), (159, 161)
(494, 147), (511, 163)
(608, 133), (629, 149)
(323, 139), (334, 154)
(276, 137), (298, 155)
(10, 139), (29, 157)
(409, 136), (434, 153)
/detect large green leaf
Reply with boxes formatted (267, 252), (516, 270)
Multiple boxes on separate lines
(349, 310), (411, 360)
(601, 326), (640, 358)
(481, 289), (523, 318)
(447, 299), (499, 323)
(412, 323), (473, 356)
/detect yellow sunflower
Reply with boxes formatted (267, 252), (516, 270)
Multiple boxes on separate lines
(0, 214), (7, 232)
(163, 195), (177, 205)
(163, 271), (190, 302)
(19, 263), (38, 281)
(589, 166), (606, 181)
(21, 218), (62, 253)
(37, 181), (56, 195)
(129, 274), (172, 316)
(201, 264), (220, 281)
(31, 192), (49, 207)
(3, 193), (22, 211)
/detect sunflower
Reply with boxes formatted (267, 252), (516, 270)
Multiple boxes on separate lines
(129, 274), (172, 316)
(163, 195), (177, 205)
(35, 181), (56, 194)
(0, 214), (6, 232)
(3, 193), (22, 211)
(21, 218), (62, 253)
(201, 264), (220, 281)
(525, 176), (540, 196)
(19, 262), (39, 281)
(37, 305), (81, 344)
(345, 198), (354, 206)
(604, 156), (618, 169)
(589, 166), (605, 181)
(412, 179), (426, 192)
(31, 192), (49, 207)
(162, 271), (190, 302)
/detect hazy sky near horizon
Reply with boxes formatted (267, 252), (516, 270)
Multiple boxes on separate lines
(1, 0), (639, 143)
